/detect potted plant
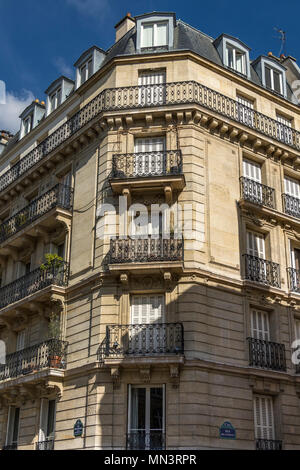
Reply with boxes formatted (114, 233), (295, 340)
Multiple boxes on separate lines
(40, 253), (64, 280)
(47, 313), (62, 368)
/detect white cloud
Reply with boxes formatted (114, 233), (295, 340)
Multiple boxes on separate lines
(66, 0), (110, 17)
(53, 57), (74, 78)
(0, 90), (35, 134)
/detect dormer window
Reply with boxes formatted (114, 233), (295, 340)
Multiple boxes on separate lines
(80, 59), (93, 86)
(141, 21), (168, 48)
(213, 34), (251, 79)
(136, 13), (175, 52)
(265, 66), (283, 94)
(49, 88), (61, 113)
(23, 114), (33, 135)
(226, 45), (246, 75)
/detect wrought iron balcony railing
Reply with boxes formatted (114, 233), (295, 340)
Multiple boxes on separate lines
(0, 262), (69, 310)
(243, 254), (281, 288)
(0, 184), (73, 244)
(282, 194), (300, 219)
(287, 267), (300, 292)
(240, 177), (276, 209)
(109, 236), (184, 264)
(111, 150), (182, 179)
(100, 323), (184, 359)
(127, 431), (165, 450)
(256, 439), (282, 450)
(0, 339), (68, 381)
(2, 443), (18, 450)
(36, 438), (55, 451)
(247, 337), (286, 371)
(2, 81), (300, 194)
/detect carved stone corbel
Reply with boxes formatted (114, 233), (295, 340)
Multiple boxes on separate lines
(120, 273), (129, 286)
(169, 364), (180, 388)
(139, 366), (151, 383)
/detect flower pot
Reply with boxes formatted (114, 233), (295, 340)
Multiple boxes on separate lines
(49, 355), (62, 368)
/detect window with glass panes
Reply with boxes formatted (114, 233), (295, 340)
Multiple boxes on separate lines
(141, 22), (168, 48)
(226, 45), (246, 74)
(265, 66), (283, 94)
(253, 395), (275, 441)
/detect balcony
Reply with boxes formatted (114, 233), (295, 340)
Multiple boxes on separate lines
(36, 438), (55, 451)
(287, 267), (300, 293)
(282, 194), (300, 219)
(101, 323), (184, 359)
(243, 254), (281, 288)
(109, 236), (184, 274)
(256, 439), (282, 450)
(240, 177), (276, 209)
(2, 444), (18, 450)
(0, 184), (73, 245)
(1, 81), (300, 198)
(0, 339), (68, 382)
(0, 262), (69, 312)
(126, 431), (165, 450)
(247, 337), (286, 371)
(110, 150), (185, 195)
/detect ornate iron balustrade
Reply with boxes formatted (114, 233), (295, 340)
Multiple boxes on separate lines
(282, 193), (300, 218)
(109, 236), (184, 264)
(240, 177), (276, 209)
(126, 431), (165, 450)
(0, 184), (73, 244)
(256, 439), (282, 450)
(243, 254), (281, 288)
(36, 438), (55, 451)
(0, 262), (69, 310)
(0, 339), (68, 381)
(287, 267), (300, 292)
(2, 81), (300, 194)
(247, 337), (286, 371)
(2, 443), (18, 450)
(101, 322), (184, 359)
(112, 150), (182, 179)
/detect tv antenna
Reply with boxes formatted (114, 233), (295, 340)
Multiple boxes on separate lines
(274, 27), (286, 56)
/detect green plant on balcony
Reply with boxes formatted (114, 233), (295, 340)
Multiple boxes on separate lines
(40, 253), (63, 276)
(15, 212), (28, 228)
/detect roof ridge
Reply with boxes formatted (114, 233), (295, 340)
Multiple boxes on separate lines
(177, 19), (214, 42)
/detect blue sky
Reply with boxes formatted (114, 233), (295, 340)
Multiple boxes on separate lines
(1, 0), (300, 133)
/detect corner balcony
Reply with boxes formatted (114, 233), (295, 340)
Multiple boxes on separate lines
(110, 150), (185, 197)
(0, 262), (68, 316)
(99, 322), (184, 370)
(108, 236), (184, 275)
(36, 438), (54, 450)
(256, 439), (282, 450)
(0, 184), (73, 257)
(247, 337), (286, 371)
(282, 194), (300, 219)
(240, 177), (276, 209)
(243, 254), (281, 288)
(0, 339), (67, 397)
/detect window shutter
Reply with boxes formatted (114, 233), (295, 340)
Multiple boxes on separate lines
(284, 177), (300, 199)
(131, 295), (165, 324)
(251, 309), (270, 341)
(16, 329), (27, 352)
(247, 231), (265, 258)
(243, 159), (261, 182)
(254, 395), (275, 440)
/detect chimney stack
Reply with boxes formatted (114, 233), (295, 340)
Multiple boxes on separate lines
(0, 130), (13, 155)
(114, 13), (135, 43)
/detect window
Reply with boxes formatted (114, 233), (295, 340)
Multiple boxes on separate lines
(265, 66), (283, 94)
(284, 176), (300, 218)
(285, 177), (300, 198)
(49, 88), (62, 113)
(6, 406), (20, 448)
(128, 385), (165, 450)
(243, 159), (262, 203)
(226, 45), (246, 74)
(253, 395), (275, 442)
(141, 22), (168, 48)
(134, 136), (165, 176)
(246, 231), (265, 259)
(16, 329), (27, 352)
(80, 59), (93, 86)
(290, 245), (300, 290)
(250, 309), (270, 341)
(38, 399), (56, 449)
(131, 295), (165, 324)
(138, 70), (166, 105)
(23, 114), (33, 135)
(276, 114), (292, 145)
(237, 95), (254, 126)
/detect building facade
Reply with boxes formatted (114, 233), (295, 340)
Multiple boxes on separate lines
(0, 11), (300, 450)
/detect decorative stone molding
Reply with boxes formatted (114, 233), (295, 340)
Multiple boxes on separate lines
(139, 366), (151, 383)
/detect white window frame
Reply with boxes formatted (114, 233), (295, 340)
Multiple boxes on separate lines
(39, 398), (56, 443)
(128, 384), (165, 450)
(49, 88), (62, 113)
(23, 114), (33, 136)
(246, 230), (265, 259)
(250, 309), (270, 341)
(226, 45), (246, 75)
(253, 395), (275, 441)
(141, 21), (168, 48)
(80, 58), (93, 86)
(265, 65), (283, 95)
